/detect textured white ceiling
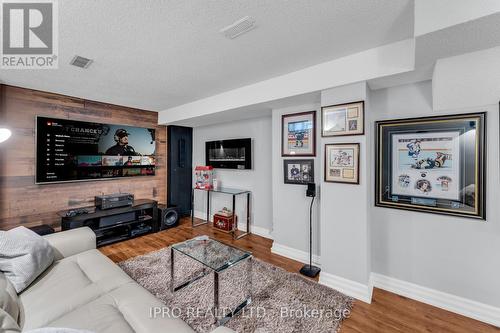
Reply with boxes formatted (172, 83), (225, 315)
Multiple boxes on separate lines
(415, 12), (500, 66)
(0, 0), (414, 111)
(368, 12), (500, 90)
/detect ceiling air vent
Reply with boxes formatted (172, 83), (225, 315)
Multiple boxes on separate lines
(220, 16), (256, 39)
(70, 55), (93, 69)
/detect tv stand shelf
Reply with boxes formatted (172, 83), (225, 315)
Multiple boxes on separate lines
(58, 199), (158, 247)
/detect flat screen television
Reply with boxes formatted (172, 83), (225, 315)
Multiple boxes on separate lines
(205, 138), (252, 169)
(35, 116), (156, 184)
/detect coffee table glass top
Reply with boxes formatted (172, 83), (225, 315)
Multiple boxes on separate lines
(172, 238), (251, 272)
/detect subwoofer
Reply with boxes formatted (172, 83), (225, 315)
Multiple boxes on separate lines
(158, 204), (179, 230)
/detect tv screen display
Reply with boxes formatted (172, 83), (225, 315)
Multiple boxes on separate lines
(35, 116), (156, 184)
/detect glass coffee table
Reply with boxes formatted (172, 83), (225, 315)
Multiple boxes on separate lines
(170, 237), (252, 325)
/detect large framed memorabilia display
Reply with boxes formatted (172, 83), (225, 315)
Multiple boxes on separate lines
(283, 159), (314, 185)
(322, 101), (364, 137)
(375, 113), (486, 220)
(324, 143), (360, 184)
(282, 111), (316, 156)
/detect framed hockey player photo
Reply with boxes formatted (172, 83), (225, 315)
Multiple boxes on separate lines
(283, 159), (314, 185)
(282, 111), (316, 156)
(375, 113), (486, 220)
(325, 143), (360, 184)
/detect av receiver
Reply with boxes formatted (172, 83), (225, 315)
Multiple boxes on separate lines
(95, 193), (134, 210)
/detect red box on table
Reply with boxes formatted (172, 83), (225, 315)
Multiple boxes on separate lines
(213, 214), (237, 232)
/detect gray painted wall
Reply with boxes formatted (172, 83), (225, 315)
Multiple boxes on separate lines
(369, 80), (500, 307)
(192, 116), (273, 234)
(191, 78), (500, 309)
(319, 82), (371, 285)
(271, 103), (321, 256)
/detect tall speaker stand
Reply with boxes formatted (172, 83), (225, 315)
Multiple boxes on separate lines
(300, 195), (321, 278)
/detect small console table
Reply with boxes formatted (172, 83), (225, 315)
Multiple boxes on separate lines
(191, 187), (251, 239)
(58, 199), (158, 247)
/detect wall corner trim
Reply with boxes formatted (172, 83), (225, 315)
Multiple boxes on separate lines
(371, 273), (500, 327)
(271, 242), (321, 267)
(319, 271), (373, 304)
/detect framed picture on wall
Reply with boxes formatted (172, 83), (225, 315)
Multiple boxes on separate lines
(324, 143), (360, 184)
(375, 112), (486, 220)
(321, 101), (364, 137)
(282, 111), (316, 156)
(283, 159), (314, 185)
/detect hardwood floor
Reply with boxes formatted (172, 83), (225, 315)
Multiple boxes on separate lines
(100, 217), (500, 333)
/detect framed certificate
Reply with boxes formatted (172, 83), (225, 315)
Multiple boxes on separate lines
(322, 101), (364, 137)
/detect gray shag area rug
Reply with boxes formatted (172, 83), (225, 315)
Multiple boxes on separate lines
(119, 247), (353, 333)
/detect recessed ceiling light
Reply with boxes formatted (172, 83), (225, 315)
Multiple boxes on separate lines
(70, 55), (93, 69)
(220, 16), (256, 39)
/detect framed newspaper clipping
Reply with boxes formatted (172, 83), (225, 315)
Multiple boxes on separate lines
(321, 101), (364, 137)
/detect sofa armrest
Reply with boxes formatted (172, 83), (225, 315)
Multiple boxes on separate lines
(43, 227), (96, 260)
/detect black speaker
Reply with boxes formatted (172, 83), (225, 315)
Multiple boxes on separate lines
(158, 205), (180, 230)
(167, 126), (193, 216)
(306, 182), (316, 197)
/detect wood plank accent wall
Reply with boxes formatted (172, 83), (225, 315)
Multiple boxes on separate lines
(0, 85), (167, 230)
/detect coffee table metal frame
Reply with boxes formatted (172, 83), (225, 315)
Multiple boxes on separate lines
(170, 239), (253, 325)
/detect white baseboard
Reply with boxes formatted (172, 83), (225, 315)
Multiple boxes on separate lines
(192, 210), (273, 239)
(371, 273), (500, 327)
(270, 243), (373, 303)
(320, 272), (373, 304)
(237, 224), (273, 239)
(271, 242), (321, 267)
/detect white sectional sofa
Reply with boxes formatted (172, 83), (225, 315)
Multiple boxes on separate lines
(0, 227), (234, 333)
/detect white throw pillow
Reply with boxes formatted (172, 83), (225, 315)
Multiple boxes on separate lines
(0, 227), (54, 293)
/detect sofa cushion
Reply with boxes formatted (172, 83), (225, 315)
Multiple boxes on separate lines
(25, 328), (94, 333)
(0, 226), (54, 293)
(44, 282), (194, 333)
(20, 249), (133, 330)
(0, 272), (20, 322)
